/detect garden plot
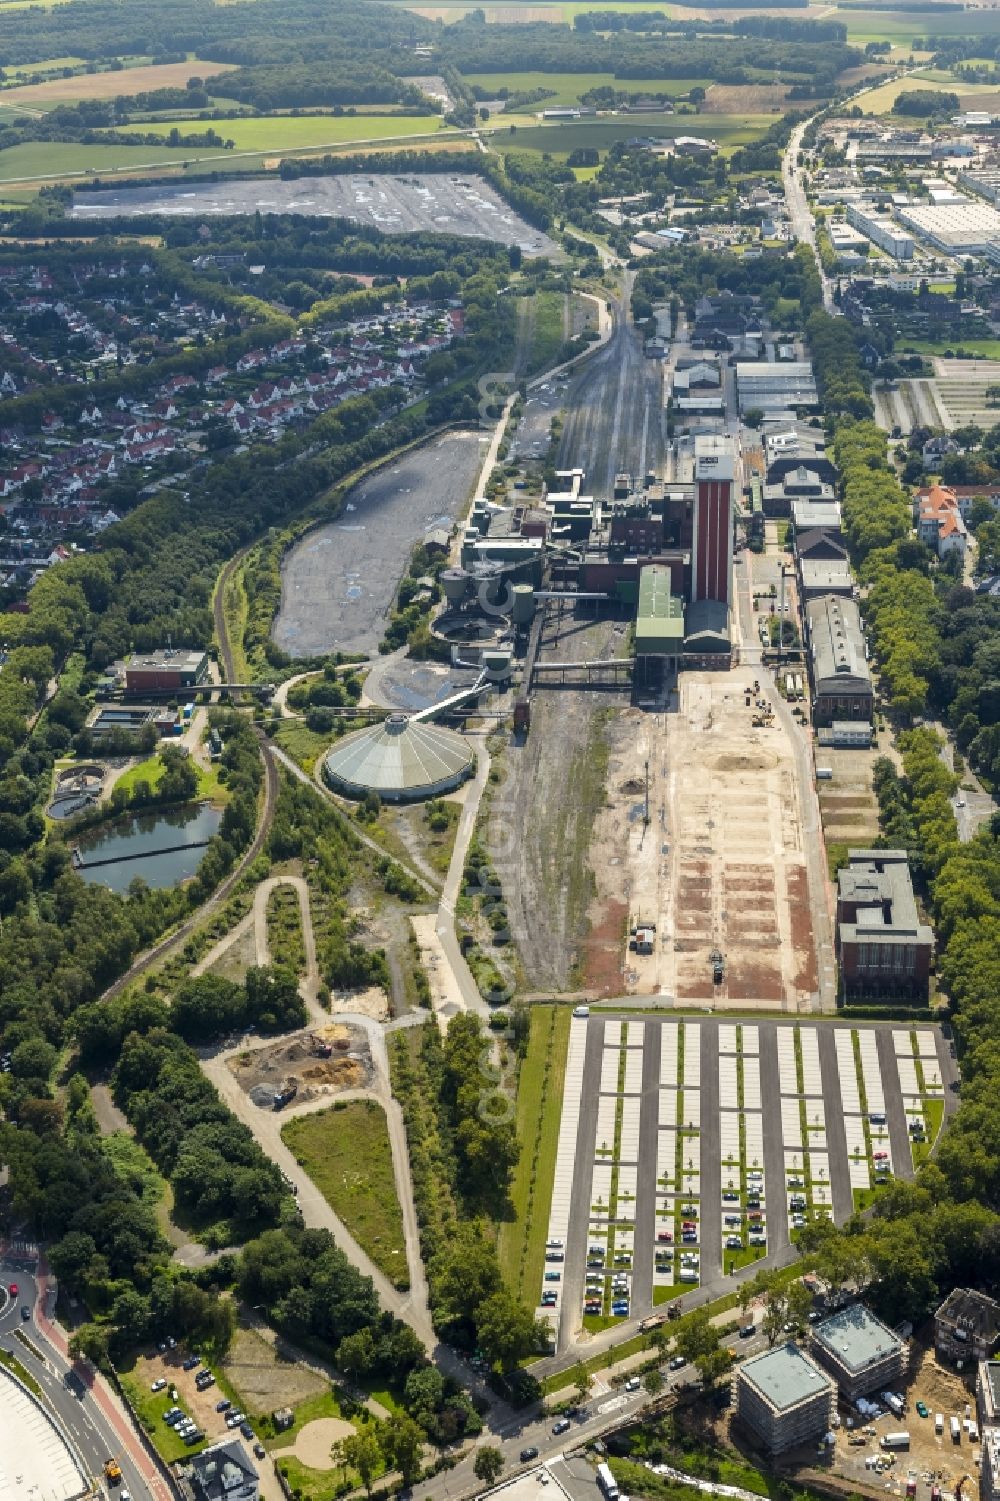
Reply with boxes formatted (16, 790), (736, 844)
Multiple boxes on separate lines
(926, 358), (1000, 429)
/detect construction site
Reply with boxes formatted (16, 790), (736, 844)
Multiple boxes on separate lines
(227, 1023), (374, 1111)
(588, 668), (818, 1006)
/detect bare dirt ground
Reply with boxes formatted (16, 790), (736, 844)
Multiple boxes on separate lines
(275, 1417), (356, 1469)
(91, 1084), (130, 1136)
(817, 745), (885, 849)
(589, 670), (817, 1007)
(704, 83), (789, 113)
(226, 1025), (372, 1108)
(0, 60), (237, 107)
(486, 607), (626, 991)
(221, 1321), (326, 1416)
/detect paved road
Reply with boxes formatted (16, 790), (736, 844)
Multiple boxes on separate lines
(436, 731), (493, 1018)
(0, 1257), (170, 1501)
(782, 115), (835, 315)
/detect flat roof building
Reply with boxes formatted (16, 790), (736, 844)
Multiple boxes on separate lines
(936, 1289), (1000, 1366)
(735, 1343), (836, 1455)
(982, 1427), (1000, 1501)
(811, 1305), (906, 1400)
(799, 557), (854, 600)
(836, 849), (934, 1002)
(846, 203), (915, 260)
(792, 499), (843, 534)
(124, 647), (209, 695)
(897, 198), (1000, 254)
(978, 1359), (1000, 1424)
(737, 362), (819, 413)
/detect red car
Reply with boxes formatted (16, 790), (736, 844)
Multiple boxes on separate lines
(8, 1284), (17, 1297)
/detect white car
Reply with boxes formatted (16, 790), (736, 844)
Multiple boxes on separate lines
(150, 1378), (167, 1393)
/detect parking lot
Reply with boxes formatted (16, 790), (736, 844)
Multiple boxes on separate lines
(542, 1017), (954, 1353)
(71, 173), (562, 255)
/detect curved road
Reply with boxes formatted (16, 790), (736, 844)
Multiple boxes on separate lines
(0, 1255), (171, 1501)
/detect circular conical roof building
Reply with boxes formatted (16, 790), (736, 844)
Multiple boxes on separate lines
(322, 713), (475, 802)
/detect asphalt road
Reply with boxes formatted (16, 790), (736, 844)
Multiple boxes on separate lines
(556, 273), (665, 494)
(0, 1258), (163, 1501)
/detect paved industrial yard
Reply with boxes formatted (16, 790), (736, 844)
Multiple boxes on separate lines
(593, 669), (818, 1008)
(273, 430), (483, 659)
(542, 1015), (955, 1355)
(71, 173), (561, 254)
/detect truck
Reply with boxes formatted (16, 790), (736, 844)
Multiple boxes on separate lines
(952, 1416), (961, 1443)
(596, 1462), (620, 1500)
(103, 1459), (122, 1485)
(882, 1391), (905, 1419)
(935, 1413), (944, 1434)
(880, 1433), (910, 1451)
(273, 1081), (298, 1110)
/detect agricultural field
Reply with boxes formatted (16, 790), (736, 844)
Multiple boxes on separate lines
(96, 113), (447, 151)
(0, 140), (205, 185)
(859, 71), (1000, 113)
(489, 114), (773, 159)
(0, 59), (238, 107)
(463, 70), (709, 107)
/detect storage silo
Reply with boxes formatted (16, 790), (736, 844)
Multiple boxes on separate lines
(323, 713), (475, 803)
(441, 568), (470, 608)
(512, 583), (535, 627)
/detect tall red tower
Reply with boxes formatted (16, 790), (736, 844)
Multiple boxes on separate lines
(692, 435), (735, 608)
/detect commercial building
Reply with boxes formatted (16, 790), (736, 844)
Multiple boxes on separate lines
(856, 139), (932, 164)
(836, 850), (934, 1003)
(811, 1305), (906, 1400)
(936, 1289), (1000, 1366)
(981, 1427), (1000, 1501)
(960, 167), (1000, 205)
(798, 558), (854, 601)
(793, 498), (843, 536)
(818, 721), (873, 749)
(736, 362), (819, 414)
(978, 1358), (1000, 1423)
(692, 434), (735, 612)
(805, 593), (872, 726)
(735, 1343), (836, 1455)
(124, 647), (210, 696)
(635, 564), (685, 672)
(845, 203), (915, 260)
(897, 198), (1000, 255)
(176, 1439), (259, 1501)
(0, 1365), (89, 1501)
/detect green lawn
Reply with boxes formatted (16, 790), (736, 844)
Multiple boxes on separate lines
(113, 750), (227, 804)
(498, 1005), (572, 1302)
(903, 339), (1000, 361)
(98, 113), (446, 150)
(0, 139), (201, 182)
(117, 1369), (207, 1463)
(492, 114), (772, 160)
(273, 718), (339, 778)
(525, 289), (568, 375)
(464, 70), (707, 108)
(0, 1347), (41, 1396)
(265, 883), (306, 975)
(282, 1100), (409, 1289)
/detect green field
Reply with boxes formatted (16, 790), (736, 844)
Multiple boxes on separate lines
(491, 114), (771, 160)
(830, 5), (1000, 44)
(860, 72), (999, 112)
(464, 70), (709, 108)
(903, 338), (1000, 360)
(99, 112), (446, 151)
(0, 139), (203, 183)
(281, 1100), (409, 1290)
(497, 1005), (572, 1303)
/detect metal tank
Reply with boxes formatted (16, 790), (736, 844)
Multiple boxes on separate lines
(441, 568), (470, 608)
(511, 583), (536, 627)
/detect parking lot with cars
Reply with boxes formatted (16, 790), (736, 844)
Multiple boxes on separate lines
(543, 1017), (954, 1352)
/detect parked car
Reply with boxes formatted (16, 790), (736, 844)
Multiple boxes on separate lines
(669, 1355), (686, 1371)
(150, 1379), (167, 1393)
(552, 1419), (571, 1436)
(520, 1447), (539, 1462)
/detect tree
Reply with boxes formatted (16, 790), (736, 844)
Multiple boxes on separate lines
(380, 1413), (424, 1484)
(673, 1306), (721, 1371)
(475, 1290), (543, 1371)
(474, 1447), (505, 1486)
(336, 1327), (376, 1375)
(334, 1430), (383, 1498)
(743, 407), (765, 429)
(644, 1368), (664, 1397)
(571, 1362), (590, 1402)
